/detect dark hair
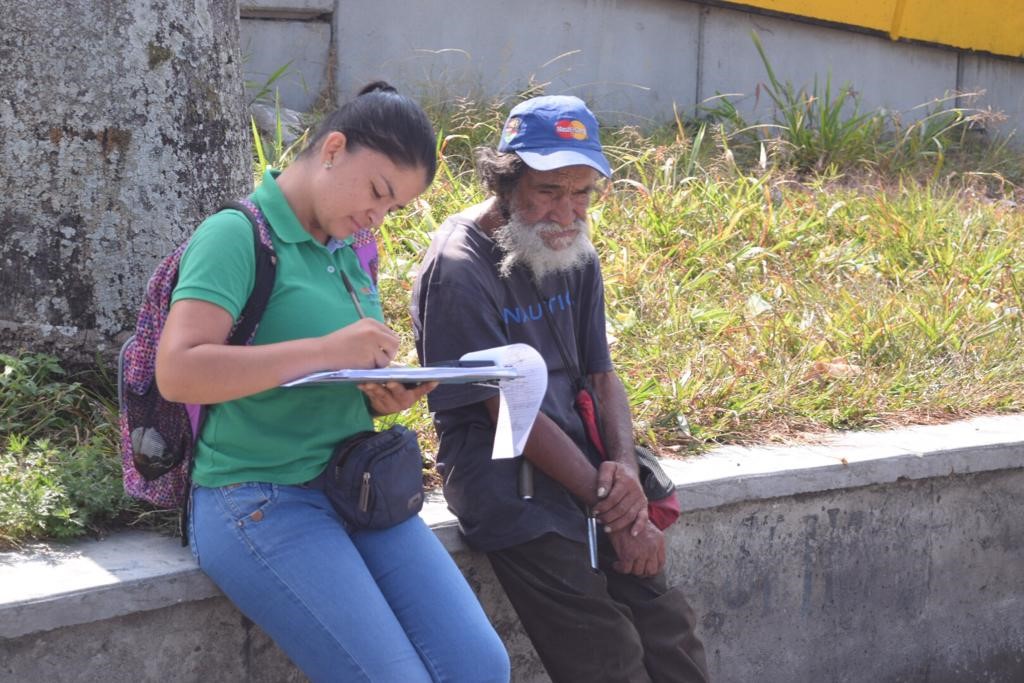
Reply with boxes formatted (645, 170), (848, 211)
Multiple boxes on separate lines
(303, 81), (437, 184)
(475, 147), (526, 202)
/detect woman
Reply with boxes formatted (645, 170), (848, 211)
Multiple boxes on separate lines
(155, 82), (510, 682)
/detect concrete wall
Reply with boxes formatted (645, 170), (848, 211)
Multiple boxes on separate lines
(242, 0), (1024, 135)
(0, 516), (545, 683)
(697, 7), (958, 123)
(240, 1), (333, 111)
(332, 0), (701, 124)
(677, 469), (1024, 682)
(0, 1), (251, 365)
(3, 416), (1023, 682)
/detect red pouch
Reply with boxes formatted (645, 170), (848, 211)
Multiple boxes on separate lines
(575, 388), (681, 531)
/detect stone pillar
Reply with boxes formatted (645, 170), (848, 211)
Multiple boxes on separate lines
(0, 0), (250, 366)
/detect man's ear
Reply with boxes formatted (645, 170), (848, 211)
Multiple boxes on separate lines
(498, 197), (513, 221)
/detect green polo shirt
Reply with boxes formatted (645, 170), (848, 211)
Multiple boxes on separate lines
(172, 169), (382, 487)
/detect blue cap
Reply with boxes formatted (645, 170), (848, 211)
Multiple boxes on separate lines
(497, 95), (611, 178)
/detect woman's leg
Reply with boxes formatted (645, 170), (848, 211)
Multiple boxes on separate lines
(189, 482), (434, 683)
(352, 515), (511, 683)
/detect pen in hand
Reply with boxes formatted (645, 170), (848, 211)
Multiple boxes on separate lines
(586, 509), (599, 572)
(340, 270), (393, 369)
(340, 271), (367, 319)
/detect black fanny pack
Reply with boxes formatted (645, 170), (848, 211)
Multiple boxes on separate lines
(309, 425), (425, 530)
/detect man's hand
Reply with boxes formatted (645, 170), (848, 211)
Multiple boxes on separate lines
(592, 461), (648, 536)
(607, 521), (666, 577)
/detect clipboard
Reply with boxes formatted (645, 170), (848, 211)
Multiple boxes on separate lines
(282, 361), (518, 388)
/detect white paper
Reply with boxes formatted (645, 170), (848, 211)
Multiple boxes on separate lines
(461, 344), (547, 459)
(281, 344), (546, 462)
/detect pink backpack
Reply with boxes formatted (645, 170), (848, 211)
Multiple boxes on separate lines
(117, 199), (276, 509)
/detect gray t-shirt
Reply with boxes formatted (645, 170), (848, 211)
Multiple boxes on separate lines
(412, 208), (613, 552)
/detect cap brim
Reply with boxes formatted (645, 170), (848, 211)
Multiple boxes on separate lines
(515, 148), (611, 178)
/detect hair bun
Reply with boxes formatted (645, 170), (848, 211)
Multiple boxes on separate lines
(358, 80), (398, 96)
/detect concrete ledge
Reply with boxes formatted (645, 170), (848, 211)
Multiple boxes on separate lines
(0, 493), (463, 641)
(3, 415), (1024, 682)
(239, 0), (333, 18)
(667, 413), (1024, 512)
(0, 531), (216, 640)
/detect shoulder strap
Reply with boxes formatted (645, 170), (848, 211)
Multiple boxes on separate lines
(219, 200), (277, 346)
(531, 277), (616, 462)
(530, 278), (584, 387)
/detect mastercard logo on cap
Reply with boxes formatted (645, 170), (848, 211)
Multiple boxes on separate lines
(555, 119), (588, 141)
(502, 117), (523, 143)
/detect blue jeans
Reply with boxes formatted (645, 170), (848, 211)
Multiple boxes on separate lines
(190, 483), (510, 683)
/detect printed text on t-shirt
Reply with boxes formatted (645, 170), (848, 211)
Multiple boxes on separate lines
(503, 288), (572, 325)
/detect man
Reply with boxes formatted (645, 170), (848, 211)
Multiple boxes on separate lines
(412, 95), (709, 683)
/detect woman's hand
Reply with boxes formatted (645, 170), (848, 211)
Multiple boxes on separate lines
(320, 318), (400, 369)
(358, 381), (438, 416)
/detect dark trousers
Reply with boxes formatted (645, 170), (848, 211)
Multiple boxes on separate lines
(488, 533), (709, 683)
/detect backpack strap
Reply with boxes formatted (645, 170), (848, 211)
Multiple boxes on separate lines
(219, 199), (277, 345)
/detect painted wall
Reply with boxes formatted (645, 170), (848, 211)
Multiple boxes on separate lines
(240, 1), (333, 112)
(243, 0), (1024, 138)
(729, 0), (1024, 58)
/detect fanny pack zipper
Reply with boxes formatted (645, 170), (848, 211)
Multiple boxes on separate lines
(359, 471), (371, 512)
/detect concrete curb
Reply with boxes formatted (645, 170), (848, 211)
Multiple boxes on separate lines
(668, 414), (1024, 512)
(0, 492), (463, 640)
(3, 414), (1023, 665)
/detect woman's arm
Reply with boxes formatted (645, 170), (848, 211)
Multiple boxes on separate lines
(155, 299), (400, 404)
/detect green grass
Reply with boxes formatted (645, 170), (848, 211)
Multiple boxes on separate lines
(4, 47), (1023, 547)
(388, 167), (1024, 450)
(375, 83), (1024, 453)
(0, 354), (155, 548)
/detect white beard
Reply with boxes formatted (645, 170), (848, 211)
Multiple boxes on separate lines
(493, 212), (597, 284)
